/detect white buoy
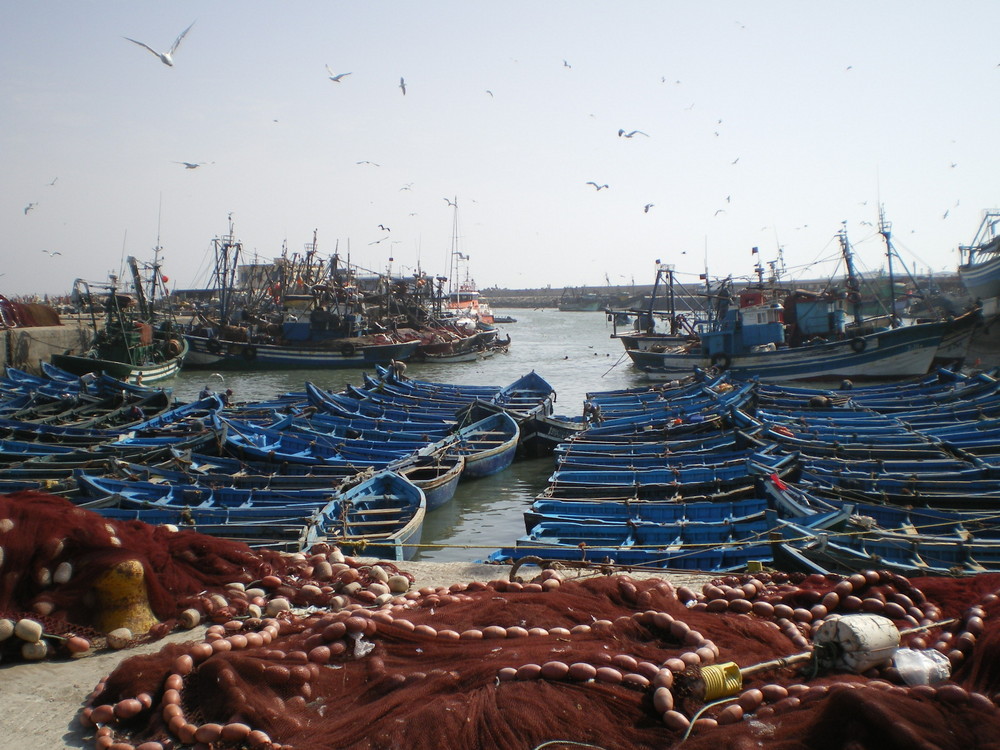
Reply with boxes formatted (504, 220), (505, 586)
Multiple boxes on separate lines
(813, 614), (901, 673)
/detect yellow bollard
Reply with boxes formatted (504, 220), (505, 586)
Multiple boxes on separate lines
(92, 559), (160, 635)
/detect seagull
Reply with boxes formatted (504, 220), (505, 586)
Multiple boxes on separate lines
(399, 77), (406, 95)
(943, 209), (950, 220)
(950, 162), (958, 168)
(174, 161), (204, 169)
(42, 250), (62, 257)
(563, 59), (572, 68)
(586, 182), (609, 190)
(643, 204), (654, 213)
(211, 373), (225, 383)
(444, 198), (457, 207)
(325, 66), (352, 82)
(378, 224), (391, 232)
(731, 157), (740, 165)
(24, 202), (37, 214)
(47, 177), (58, 187)
(714, 209), (726, 216)
(399, 183), (413, 191)
(356, 160), (380, 167)
(618, 129), (648, 138)
(486, 90), (494, 98)
(123, 21), (195, 67)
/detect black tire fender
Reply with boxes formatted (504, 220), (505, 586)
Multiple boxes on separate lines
(710, 352), (731, 370)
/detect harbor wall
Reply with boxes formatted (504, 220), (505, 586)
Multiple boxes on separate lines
(1, 321), (92, 374)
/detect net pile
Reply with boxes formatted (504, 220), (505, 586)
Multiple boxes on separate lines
(0, 490), (411, 658)
(80, 566), (1000, 750)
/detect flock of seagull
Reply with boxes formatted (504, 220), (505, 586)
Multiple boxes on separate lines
(110, 23), (708, 217)
(18, 20), (973, 265)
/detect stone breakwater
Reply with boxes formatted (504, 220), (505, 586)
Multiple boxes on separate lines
(0, 320), (91, 374)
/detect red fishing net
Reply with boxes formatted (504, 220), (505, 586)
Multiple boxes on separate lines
(81, 568), (1000, 750)
(0, 491), (411, 654)
(5, 490), (1000, 749)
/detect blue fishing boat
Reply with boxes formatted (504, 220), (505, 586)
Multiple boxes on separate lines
(443, 411), (519, 478)
(624, 231), (960, 382)
(389, 453), (465, 511)
(74, 471), (341, 509)
(221, 418), (403, 470)
(544, 450), (797, 500)
(300, 470), (426, 561)
(524, 495), (769, 532)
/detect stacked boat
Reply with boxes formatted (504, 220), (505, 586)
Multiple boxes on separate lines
(486, 366), (1000, 576)
(0, 364), (556, 560)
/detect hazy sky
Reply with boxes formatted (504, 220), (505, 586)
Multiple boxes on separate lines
(4, 2), (999, 297)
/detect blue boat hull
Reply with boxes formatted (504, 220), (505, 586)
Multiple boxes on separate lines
(628, 321), (946, 382)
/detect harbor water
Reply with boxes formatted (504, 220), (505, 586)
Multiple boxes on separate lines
(169, 309), (650, 562)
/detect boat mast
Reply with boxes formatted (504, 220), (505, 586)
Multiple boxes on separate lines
(838, 223), (863, 327)
(446, 198), (458, 299)
(878, 205), (899, 327)
(127, 256), (149, 322)
(213, 214), (242, 323)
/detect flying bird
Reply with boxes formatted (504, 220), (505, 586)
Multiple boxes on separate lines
(47, 177), (58, 187)
(399, 183), (413, 191)
(731, 157), (740, 165)
(399, 77), (406, 95)
(444, 198), (457, 207)
(643, 204), (654, 213)
(563, 59), (572, 68)
(586, 182), (609, 190)
(378, 224), (391, 232)
(123, 21), (195, 67)
(356, 160), (380, 167)
(24, 202), (37, 214)
(486, 89), (494, 98)
(174, 161), (205, 169)
(42, 250), (62, 257)
(714, 209), (726, 216)
(325, 66), (352, 82)
(618, 129), (648, 138)
(943, 209), (950, 220)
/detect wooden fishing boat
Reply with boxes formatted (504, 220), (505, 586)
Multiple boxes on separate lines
(299, 470), (426, 561)
(220, 418), (405, 470)
(389, 453), (465, 511)
(544, 450), (797, 499)
(443, 411), (519, 479)
(488, 501), (847, 572)
(74, 471), (343, 509)
(524, 494), (770, 532)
